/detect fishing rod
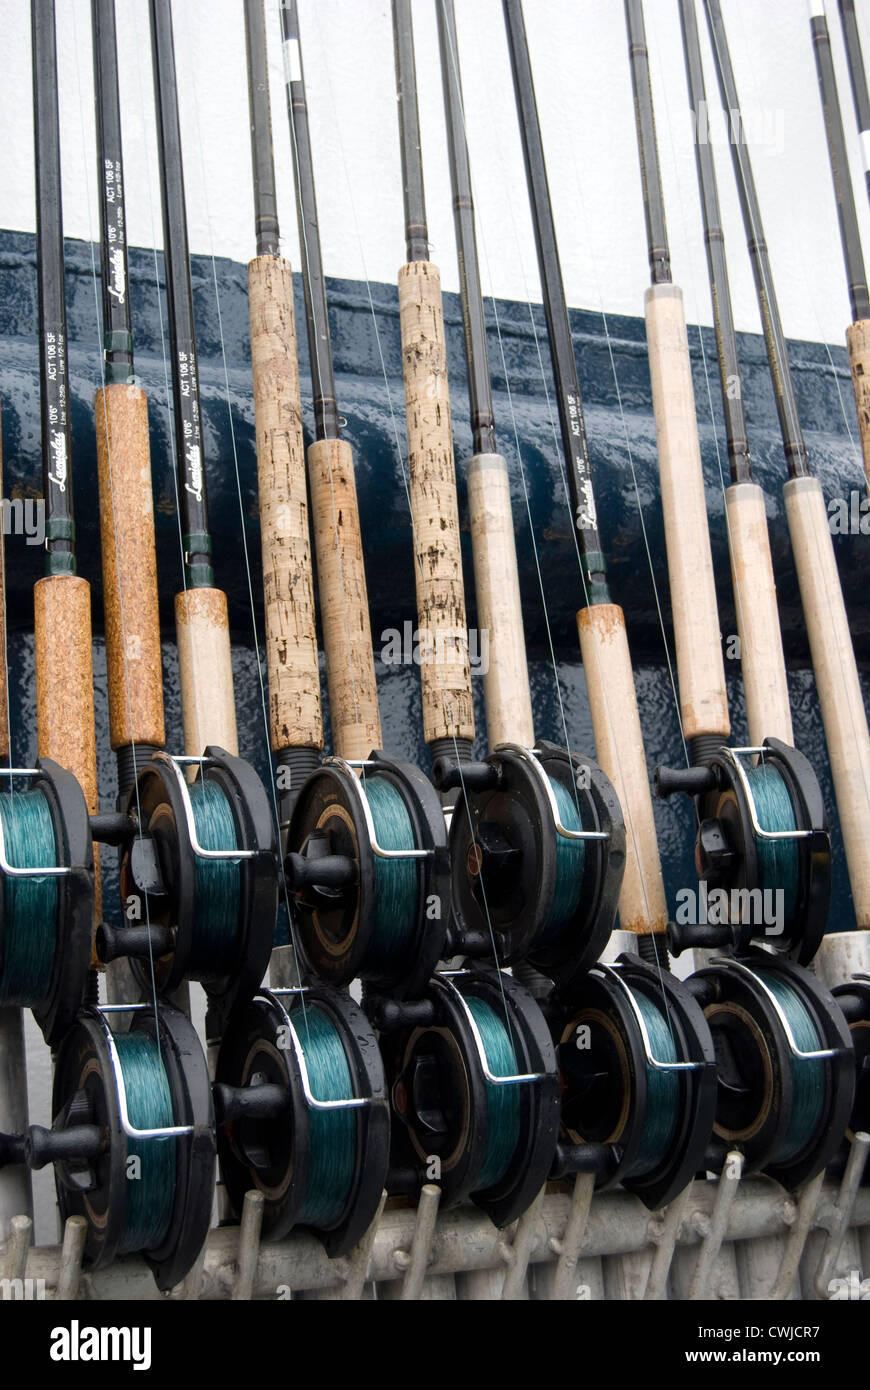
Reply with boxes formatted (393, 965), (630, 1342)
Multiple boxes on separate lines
(501, 0), (718, 1213)
(838, 0), (870, 206)
(243, 0), (322, 821)
(149, 0), (236, 760)
(810, 2), (870, 493)
(92, 0), (165, 800)
(433, 0), (624, 985)
(391, 0), (474, 770)
(624, 0), (730, 769)
(502, 0), (667, 963)
(94, 0), (279, 1024)
(704, 0), (870, 947)
(651, 0), (831, 968)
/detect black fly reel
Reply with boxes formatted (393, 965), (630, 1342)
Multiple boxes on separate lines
(284, 752), (450, 996)
(379, 967), (560, 1227)
(436, 741), (625, 984)
(0, 758), (93, 1047)
(553, 955), (717, 1209)
(213, 985), (390, 1255)
(656, 738), (830, 965)
(0, 1001), (215, 1290)
(97, 747), (277, 1022)
(689, 953), (854, 1187)
(829, 974), (870, 1177)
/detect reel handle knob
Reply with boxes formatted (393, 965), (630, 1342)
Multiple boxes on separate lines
(284, 851), (357, 891)
(89, 810), (136, 846)
(96, 921), (176, 964)
(668, 919), (732, 957)
(366, 996), (437, 1032)
(432, 757), (500, 793)
(25, 1124), (103, 1170)
(212, 1082), (290, 1125)
(550, 1141), (617, 1180)
(654, 764), (718, 799)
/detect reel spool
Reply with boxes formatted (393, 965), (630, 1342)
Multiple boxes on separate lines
(284, 752), (450, 995)
(439, 741), (624, 982)
(382, 967), (560, 1226)
(690, 953), (854, 1187)
(829, 974), (870, 1176)
(656, 738), (830, 964)
(0, 758), (92, 1046)
(99, 747), (277, 1020)
(0, 1001), (215, 1290)
(554, 955), (717, 1209)
(214, 985), (390, 1255)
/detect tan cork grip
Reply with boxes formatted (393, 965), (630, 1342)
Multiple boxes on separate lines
(467, 453), (534, 748)
(174, 587), (238, 758)
(785, 476), (870, 927)
(398, 260), (474, 746)
(725, 483), (793, 746)
(34, 573), (101, 929)
(846, 319), (870, 493)
(308, 437), (382, 760)
(95, 384), (165, 751)
(0, 413), (8, 760)
(248, 255), (322, 753)
(577, 603), (668, 936)
(645, 284), (729, 741)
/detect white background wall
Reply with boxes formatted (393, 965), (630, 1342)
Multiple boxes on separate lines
(2, 0), (870, 346)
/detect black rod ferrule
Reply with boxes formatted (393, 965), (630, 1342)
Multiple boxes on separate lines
(392, 0), (429, 263)
(92, 0), (135, 381)
(625, 0), (672, 285)
(244, 0), (281, 257)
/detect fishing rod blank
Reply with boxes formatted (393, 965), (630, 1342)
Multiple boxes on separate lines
(150, 0), (237, 758)
(704, 0), (870, 935)
(838, 0), (870, 205)
(810, 1), (870, 493)
(660, 0), (831, 968)
(92, 0), (166, 799)
(392, 0), (474, 766)
(434, 0), (625, 983)
(503, 0), (669, 956)
(435, 0), (532, 752)
(281, 0), (382, 763)
(244, 0), (322, 807)
(625, 0), (729, 766)
(678, 0), (792, 748)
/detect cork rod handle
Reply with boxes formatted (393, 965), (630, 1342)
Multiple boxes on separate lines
(398, 260), (474, 747)
(645, 284), (729, 743)
(248, 254), (322, 754)
(578, 603), (669, 938)
(785, 476), (870, 927)
(95, 383), (165, 752)
(174, 587), (238, 758)
(846, 319), (870, 494)
(308, 437), (382, 761)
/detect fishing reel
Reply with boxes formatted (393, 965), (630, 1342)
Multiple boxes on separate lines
(656, 738), (830, 964)
(829, 974), (870, 1177)
(689, 953), (854, 1187)
(96, 747), (278, 1022)
(284, 752), (450, 996)
(214, 985), (390, 1254)
(435, 742), (625, 984)
(552, 954), (717, 1209)
(0, 759), (92, 1046)
(378, 967), (560, 1226)
(0, 1001), (215, 1290)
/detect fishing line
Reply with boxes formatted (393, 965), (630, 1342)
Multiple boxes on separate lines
(113, 1030), (175, 1253)
(0, 788), (58, 1003)
(627, 988), (680, 1176)
(464, 995), (522, 1188)
(293, 1001), (356, 1227)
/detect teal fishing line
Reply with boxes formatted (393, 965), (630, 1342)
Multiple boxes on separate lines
(189, 779), (240, 973)
(0, 789), (58, 1004)
(296, 1004), (356, 1228)
(626, 990), (680, 1178)
(466, 996), (521, 1190)
(364, 777), (418, 970)
(115, 1032), (176, 1254)
(745, 764), (798, 925)
(539, 775), (585, 943)
(753, 968), (825, 1165)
